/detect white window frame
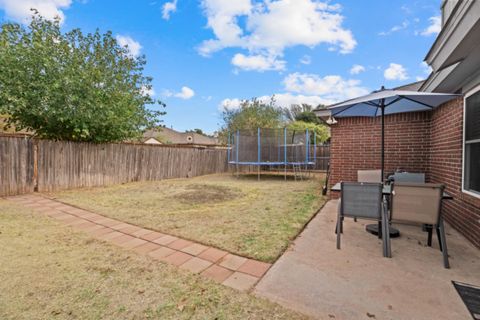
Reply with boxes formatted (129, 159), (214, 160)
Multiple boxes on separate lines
(462, 83), (480, 199)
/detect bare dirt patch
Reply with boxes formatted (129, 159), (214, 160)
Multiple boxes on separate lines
(174, 184), (241, 205)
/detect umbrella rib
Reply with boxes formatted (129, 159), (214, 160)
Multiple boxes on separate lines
(399, 96), (435, 108)
(331, 103), (358, 116)
(365, 101), (380, 107)
(385, 97), (402, 107)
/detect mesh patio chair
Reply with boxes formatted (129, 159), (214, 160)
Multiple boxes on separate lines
(355, 170), (383, 223)
(390, 172), (425, 183)
(337, 182), (389, 257)
(385, 183), (449, 268)
(358, 170), (383, 183)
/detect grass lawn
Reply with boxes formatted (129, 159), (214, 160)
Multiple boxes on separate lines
(51, 173), (326, 262)
(0, 200), (308, 320)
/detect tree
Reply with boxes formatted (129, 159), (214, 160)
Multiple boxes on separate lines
(0, 12), (165, 142)
(287, 120), (330, 144)
(283, 103), (325, 124)
(218, 97), (285, 143)
(220, 97), (284, 135)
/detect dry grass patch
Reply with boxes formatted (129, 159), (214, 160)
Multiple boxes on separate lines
(51, 173), (326, 262)
(0, 200), (308, 320)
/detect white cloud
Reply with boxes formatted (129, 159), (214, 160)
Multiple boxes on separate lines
(384, 63), (408, 81)
(415, 61), (432, 81)
(299, 55), (311, 65)
(283, 72), (369, 102)
(350, 64), (365, 75)
(220, 71), (370, 110)
(220, 93), (339, 111)
(420, 16), (441, 36)
(199, 0), (356, 71)
(116, 35), (142, 57)
(220, 98), (244, 110)
(176, 86), (195, 99)
(164, 86), (195, 100)
(0, 0), (72, 23)
(162, 0), (177, 20)
(231, 53), (285, 71)
(378, 20), (409, 36)
(141, 85), (155, 97)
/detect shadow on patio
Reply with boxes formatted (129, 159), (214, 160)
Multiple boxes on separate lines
(255, 199), (480, 320)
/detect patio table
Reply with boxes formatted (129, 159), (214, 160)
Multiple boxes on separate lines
(330, 182), (453, 237)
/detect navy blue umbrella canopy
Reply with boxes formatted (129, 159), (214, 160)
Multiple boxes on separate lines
(329, 88), (459, 117)
(327, 87), (459, 180)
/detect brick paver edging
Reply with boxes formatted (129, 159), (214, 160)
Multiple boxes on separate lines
(7, 194), (272, 292)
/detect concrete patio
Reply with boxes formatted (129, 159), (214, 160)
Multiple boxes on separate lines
(255, 199), (480, 320)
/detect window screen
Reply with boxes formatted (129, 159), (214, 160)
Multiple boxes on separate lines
(464, 89), (480, 195)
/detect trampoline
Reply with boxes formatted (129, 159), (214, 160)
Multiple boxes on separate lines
(227, 128), (317, 180)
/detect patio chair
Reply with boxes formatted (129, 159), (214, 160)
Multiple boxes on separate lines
(385, 183), (449, 268)
(390, 172), (425, 183)
(358, 170), (382, 183)
(337, 182), (389, 257)
(356, 169), (383, 223)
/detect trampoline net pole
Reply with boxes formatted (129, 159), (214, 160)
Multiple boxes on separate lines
(257, 127), (261, 181)
(284, 127), (287, 180)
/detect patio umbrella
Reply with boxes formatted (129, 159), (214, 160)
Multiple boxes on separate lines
(327, 86), (459, 180)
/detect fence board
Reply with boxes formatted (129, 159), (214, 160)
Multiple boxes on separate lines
(0, 136), (35, 196)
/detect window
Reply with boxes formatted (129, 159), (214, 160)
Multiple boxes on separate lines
(463, 86), (480, 197)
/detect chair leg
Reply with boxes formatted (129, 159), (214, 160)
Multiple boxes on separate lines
(382, 201), (391, 258)
(354, 217), (357, 222)
(377, 221), (382, 239)
(381, 212), (386, 257)
(436, 227), (443, 252)
(427, 226), (433, 247)
(438, 219), (450, 269)
(336, 212), (342, 250)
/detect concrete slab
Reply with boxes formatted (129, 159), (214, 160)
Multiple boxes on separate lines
(255, 200), (480, 320)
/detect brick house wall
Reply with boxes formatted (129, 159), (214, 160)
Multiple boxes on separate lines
(329, 98), (480, 248)
(329, 111), (431, 196)
(430, 98), (480, 248)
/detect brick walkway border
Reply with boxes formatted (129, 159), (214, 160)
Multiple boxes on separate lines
(7, 194), (272, 292)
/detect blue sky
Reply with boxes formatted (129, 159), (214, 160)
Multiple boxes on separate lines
(0, 0), (442, 134)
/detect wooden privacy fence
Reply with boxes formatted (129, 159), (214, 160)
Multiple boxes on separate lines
(0, 136), (35, 196)
(0, 136), (228, 196)
(312, 145), (330, 171)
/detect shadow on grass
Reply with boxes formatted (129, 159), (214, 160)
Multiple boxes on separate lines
(233, 172), (319, 181)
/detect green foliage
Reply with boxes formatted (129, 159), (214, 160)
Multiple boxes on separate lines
(282, 104), (324, 124)
(287, 120), (330, 143)
(187, 128), (205, 135)
(0, 12), (165, 142)
(219, 97), (285, 142)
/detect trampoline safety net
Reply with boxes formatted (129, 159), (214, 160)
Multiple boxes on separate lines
(228, 128), (316, 165)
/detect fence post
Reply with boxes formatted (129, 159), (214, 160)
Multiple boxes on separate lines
(33, 140), (38, 192)
(284, 127), (287, 181)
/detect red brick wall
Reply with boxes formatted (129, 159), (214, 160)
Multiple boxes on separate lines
(329, 98), (480, 248)
(430, 98), (480, 248)
(329, 111), (431, 197)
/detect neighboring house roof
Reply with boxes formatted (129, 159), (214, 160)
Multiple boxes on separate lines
(143, 127), (219, 145)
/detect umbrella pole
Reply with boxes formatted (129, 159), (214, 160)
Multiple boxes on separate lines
(381, 100), (385, 182)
